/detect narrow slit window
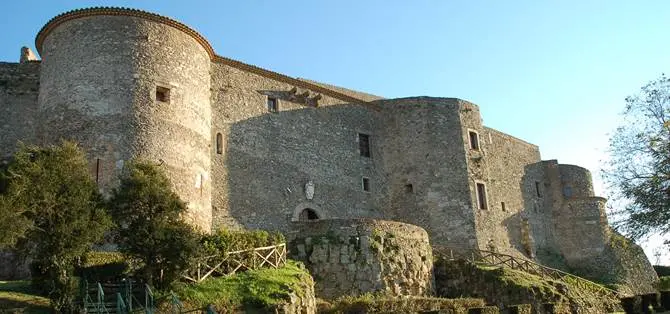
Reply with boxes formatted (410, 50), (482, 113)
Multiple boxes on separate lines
(156, 86), (170, 102)
(501, 202), (506, 212)
(476, 183), (487, 209)
(535, 181), (542, 197)
(95, 158), (101, 184)
(216, 133), (223, 154)
(405, 183), (413, 193)
(469, 131), (480, 150)
(359, 133), (371, 157)
(362, 177), (370, 192)
(267, 97), (278, 112)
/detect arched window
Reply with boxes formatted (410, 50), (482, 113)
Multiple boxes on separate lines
(216, 133), (223, 154)
(298, 208), (319, 221)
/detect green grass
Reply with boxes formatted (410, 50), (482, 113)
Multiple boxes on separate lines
(0, 281), (51, 313)
(172, 260), (312, 311)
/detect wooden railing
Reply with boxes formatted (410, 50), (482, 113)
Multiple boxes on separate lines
(182, 243), (287, 283)
(433, 246), (621, 299)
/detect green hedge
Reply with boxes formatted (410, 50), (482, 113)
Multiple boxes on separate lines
(201, 229), (285, 256)
(76, 251), (128, 282)
(654, 265), (670, 277)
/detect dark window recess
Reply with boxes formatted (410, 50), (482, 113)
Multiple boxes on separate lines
(156, 86), (170, 102)
(405, 183), (413, 193)
(469, 131), (479, 150)
(299, 208), (319, 221)
(267, 97), (278, 112)
(216, 133), (223, 154)
(476, 183), (487, 209)
(501, 202), (506, 211)
(95, 158), (101, 184)
(362, 177), (370, 192)
(535, 181), (542, 197)
(563, 186), (573, 198)
(359, 133), (371, 157)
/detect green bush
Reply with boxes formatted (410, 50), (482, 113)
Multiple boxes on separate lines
(76, 252), (129, 283)
(660, 276), (670, 290)
(201, 229), (285, 256)
(654, 265), (670, 277)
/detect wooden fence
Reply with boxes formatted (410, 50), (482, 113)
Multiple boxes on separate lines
(433, 246), (621, 299)
(182, 243), (287, 283)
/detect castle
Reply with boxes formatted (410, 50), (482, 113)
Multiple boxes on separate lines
(0, 7), (657, 293)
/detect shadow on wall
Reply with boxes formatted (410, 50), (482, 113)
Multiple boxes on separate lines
(213, 103), (386, 233)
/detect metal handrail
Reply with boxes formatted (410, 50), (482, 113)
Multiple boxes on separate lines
(117, 292), (127, 313)
(145, 284), (155, 314)
(170, 291), (184, 313)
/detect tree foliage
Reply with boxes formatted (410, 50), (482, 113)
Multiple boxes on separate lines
(108, 160), (201, 289)
(1, 142), (111, 311)
(0, 160), (33, 248)
(604, 74), (670, 240)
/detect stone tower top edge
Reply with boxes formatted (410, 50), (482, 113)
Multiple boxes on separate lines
(34, 7), (216, 60)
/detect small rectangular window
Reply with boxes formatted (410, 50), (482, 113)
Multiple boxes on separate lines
(156, 86), (170, 102)
(563, 186), (572, 198)
(501, 202), (506, 211)
(469, 131), (480, 150)
(405, 183), (413, 193)
(359, 133), (371, 157)
(362, 177), (370, 192)
(476, 183), (487, 209)
(95, 158), (101, 184)
(535, 181), (542, 197)
(267, 97), (278, 112)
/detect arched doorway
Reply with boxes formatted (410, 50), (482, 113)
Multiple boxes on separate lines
(298, 208), (319, 221)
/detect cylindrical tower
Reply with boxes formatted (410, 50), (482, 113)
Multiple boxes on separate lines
(35, 8), (213, 231)
(557, 164), (594, 199)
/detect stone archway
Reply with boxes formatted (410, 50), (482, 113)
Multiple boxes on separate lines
(298, 208), (319, 221)
(292, 203), (325, 222)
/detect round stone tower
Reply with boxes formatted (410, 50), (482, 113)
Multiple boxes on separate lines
(35, 8), (213, 231)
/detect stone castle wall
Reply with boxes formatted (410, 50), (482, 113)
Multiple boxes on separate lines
(0, 7), (658, 293)
(209, 61), (386, 233)
(37, 13), (212, 230)
(0, 61), (40, 159)
(287, 219), (434, 299)
(375, 97), (477, 251)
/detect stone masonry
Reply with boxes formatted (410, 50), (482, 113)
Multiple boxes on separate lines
(0, 7), (658, 293)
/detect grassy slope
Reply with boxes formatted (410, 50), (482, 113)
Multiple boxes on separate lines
(0, 281), (51, 313)
(172, 260), (312, 311)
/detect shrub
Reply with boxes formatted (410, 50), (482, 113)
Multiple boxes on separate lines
(201, 229), (285, 256)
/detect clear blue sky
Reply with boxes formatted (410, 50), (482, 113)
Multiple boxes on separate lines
(1, 1), (669, 263)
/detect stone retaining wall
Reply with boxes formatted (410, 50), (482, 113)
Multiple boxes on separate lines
(287, 219), (434, 299)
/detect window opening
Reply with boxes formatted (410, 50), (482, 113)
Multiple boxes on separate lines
(299, 208), (319, 221)
(476, 183), (487, 209)
(469, 131), (480, 150)
(216, 133), (223, 154)
(267, 97), (278, 112)
(563, 186), (573, 198)
(156, 86), (170, 102)
(95, 158), (101, 184)
(359, 133), (370, 157)
(535, 181), (542, 197)
(362, 177), (370, 192)
(405, 183), (413, 193)
(501, 202), (506, 212)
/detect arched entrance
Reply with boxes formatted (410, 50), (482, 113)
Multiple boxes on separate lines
(298, 208), (319, 221)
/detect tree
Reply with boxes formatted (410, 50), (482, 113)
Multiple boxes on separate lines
(0, 160), (33, 248)
(604, 74), (670, 241)
(108, 160), (201, 289)
(1, 142), (111, 311)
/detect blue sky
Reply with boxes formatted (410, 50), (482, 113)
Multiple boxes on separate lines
(1, 1), (669, 263)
